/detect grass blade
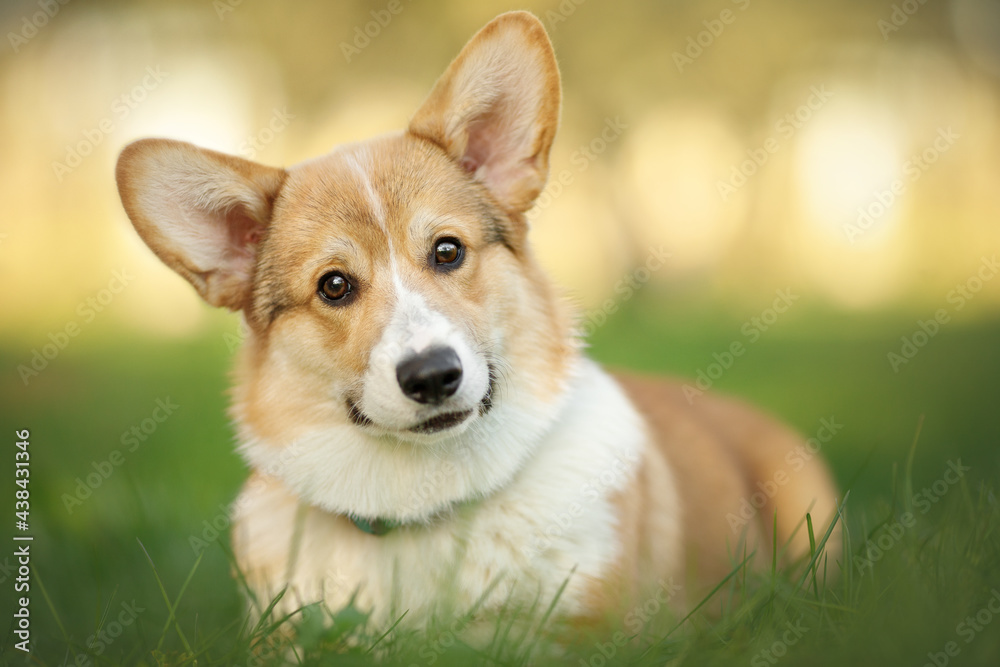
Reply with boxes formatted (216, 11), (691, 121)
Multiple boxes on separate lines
(640, 550), (756, 659)
(138, 537), (200, 653)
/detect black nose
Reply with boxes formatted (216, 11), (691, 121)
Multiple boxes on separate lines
(396, 347), (463, 404)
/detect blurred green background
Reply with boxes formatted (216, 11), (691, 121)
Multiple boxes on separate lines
(2, 0), (999, 662)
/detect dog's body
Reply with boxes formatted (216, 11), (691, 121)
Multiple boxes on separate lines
(116, 11), (839, 633)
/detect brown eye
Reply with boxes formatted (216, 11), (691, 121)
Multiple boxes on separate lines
(318, 272), (352, 303)
(432, 238), (463, 269)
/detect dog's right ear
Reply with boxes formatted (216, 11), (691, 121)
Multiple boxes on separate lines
(115, 138), (286, 311)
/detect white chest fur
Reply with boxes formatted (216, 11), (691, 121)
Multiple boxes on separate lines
(231, 359), (672, 627)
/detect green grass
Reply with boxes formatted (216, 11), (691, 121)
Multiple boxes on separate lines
(2, 295), (999, 665)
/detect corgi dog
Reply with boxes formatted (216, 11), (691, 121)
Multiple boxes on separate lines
(116, 11), (840, 636)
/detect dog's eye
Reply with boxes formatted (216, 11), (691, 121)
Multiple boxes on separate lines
(432, 238), (463, 269)
(318, 272), (352, 303)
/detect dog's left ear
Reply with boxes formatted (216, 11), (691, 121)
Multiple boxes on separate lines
(409, 11), (561, 214)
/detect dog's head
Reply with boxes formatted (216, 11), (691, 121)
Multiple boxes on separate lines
(116, 12), (579, 520)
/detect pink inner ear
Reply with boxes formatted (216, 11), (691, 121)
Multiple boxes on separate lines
(464, 116), (501, 174)
(460, 155), (480, 173)
(226, 207), (264, 250)
(461, 112), (541, 206)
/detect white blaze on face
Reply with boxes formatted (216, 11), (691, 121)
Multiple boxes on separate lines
(338, 144), (490, 436)
(359, 275), (491, 435)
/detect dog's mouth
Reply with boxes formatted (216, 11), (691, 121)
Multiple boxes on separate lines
(409, 409), (474, 434)
(347, 366), (496, 435)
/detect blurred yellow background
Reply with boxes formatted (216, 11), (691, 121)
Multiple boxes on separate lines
(2, 0), (999, 340)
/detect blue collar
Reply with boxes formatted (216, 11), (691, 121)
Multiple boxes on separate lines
(347, 497), (478, 536)
(348, 515), (401, 536)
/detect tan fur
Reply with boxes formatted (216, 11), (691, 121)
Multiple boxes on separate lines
(613, 376), (841, 594)
(576, 434), (685, 626)
(115, 10), (840, 637)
